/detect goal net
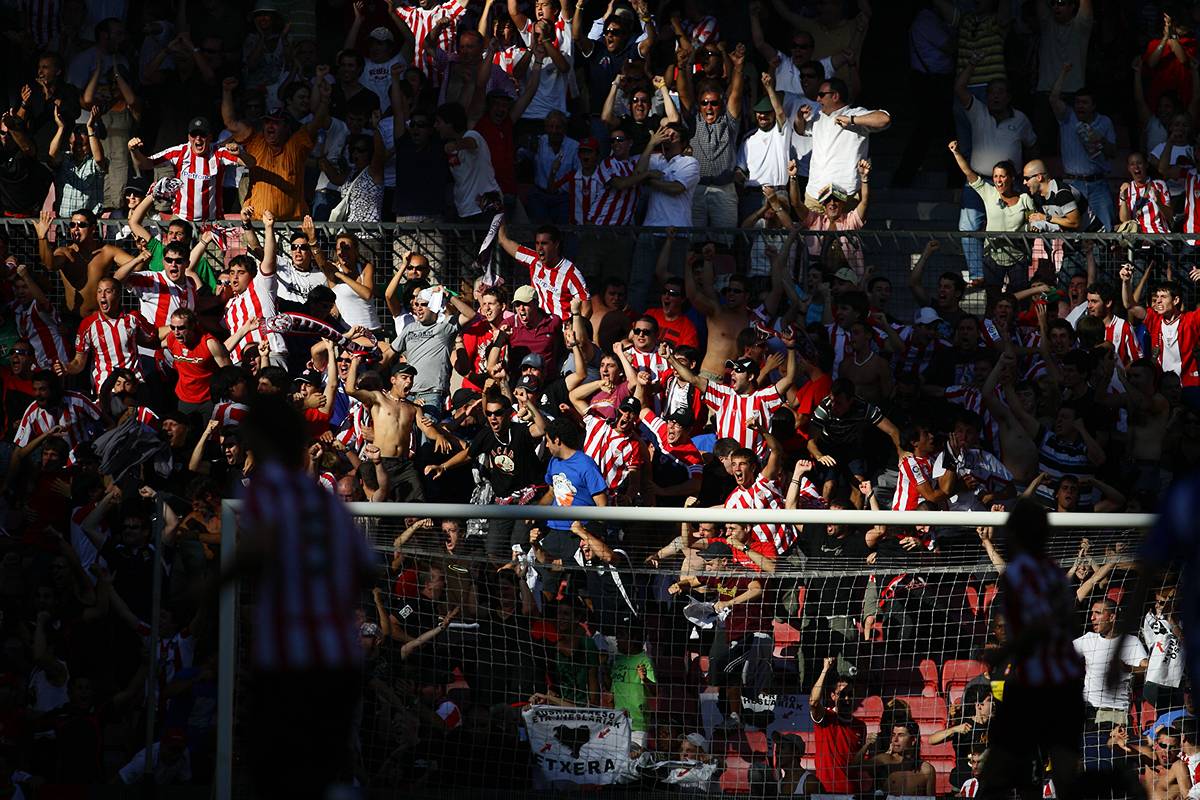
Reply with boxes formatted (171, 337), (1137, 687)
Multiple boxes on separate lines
(216, 504), (1158, 799)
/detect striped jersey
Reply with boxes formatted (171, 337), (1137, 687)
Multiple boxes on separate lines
(13, 391), (100, 450)
(512, 245), (589, 320)
(627, 347), (672, 381)
(150, 143), (240, 220)
(892, 454), (933, 511)
(894, 326), (950, 378)
(1182, 167), (1200, 244)
(242, 461), (374, 671)
(583, 414), (642, 494)
(642, 409), (703, 481)
(702, 382), (782, 458)
(124, 271), (197, 328)
(1000, 551), (1084, 687)
(12, 298), (68, 369)
(1121, 179), (1171, 234)
(1104, 315), (1142, 367)
(75, 311), (154, 394)
(211, 401), (249, 427)
(724, 475), (796, 557)
(224, 271), (286, 360)
(395, 0), (466, 78)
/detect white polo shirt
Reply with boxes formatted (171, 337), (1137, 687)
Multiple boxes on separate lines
(1073, 631), (1147, 710)
(448, 130), (501, 217)
(739, 124), (793, 188)
(808, 105), (886, 197)
(643, 153), (700, 228)
(965, 99), (1036, 176)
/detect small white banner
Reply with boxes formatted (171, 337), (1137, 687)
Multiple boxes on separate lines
(522, 705), (632, 784)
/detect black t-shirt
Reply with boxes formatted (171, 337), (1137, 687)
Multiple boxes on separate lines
(0, 143), (53, 217)
(467, 422), (544, 498)
(617, 112), (663, 154)
(695, 459), (736, 507)
(393, 135), (451, 217)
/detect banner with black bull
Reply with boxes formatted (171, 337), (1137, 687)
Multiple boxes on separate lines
(522, 706), (631, 784)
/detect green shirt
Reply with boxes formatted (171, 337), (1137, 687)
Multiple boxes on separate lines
(610, 651), (656, 730)
(969, 176), (1035, 266)
(146, 236), (218, 292)
(554, 635), (600, 707)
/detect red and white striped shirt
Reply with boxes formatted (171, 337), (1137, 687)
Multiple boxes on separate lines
(1121, 179), (1171, 234)
(75, 311), (153, 394)
(591, 157), (639, 225)
(556, 167), (608, 226)
(583, 414), (642, 494)
(512, 246), (589, 321)
(211, 401), (249, 427)
(702, 382), (782, 458)
(642, 410), (703, 479)
(627, 347), (673, 381)
(1104, 315), (1142, 367)
(1001, 551), (1084, 687)
(224, 272), (286, 360)
(124, 271), (197, 329)
(12, 299), (68, 369)
(892, 454), (933, 511)
(395, 0), (466, 78)
(945, 384), (1003, 455)
(1182, 167), (1200, 244)
(895, 326), (950, 378)
(959, 778), (979, 797)
(724, 475), (796, 557)
(13, 392), (100, 450)
(242, 460), (374, 671)
(150, 143), (240, 220)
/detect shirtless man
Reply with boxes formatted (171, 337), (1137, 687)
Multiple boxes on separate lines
(838, 320), (892, 405)
(684, 241), (755, 380)
(1120, 357), (1171, 506)
(345, 357), (450, 502)
(588, 277), (633, 345)
(34, 209), (141, 317)
(980, 351), (1039, 484)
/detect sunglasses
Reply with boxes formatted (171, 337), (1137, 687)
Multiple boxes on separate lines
(603, 28), (621, 36)
(164, 256), (188, 264)
(218, 279), (232, 286)
(412, 301), (429, 308)
(731, 365), (752, 373)
(632, 328), (654, 336)
(484, 409), (507, 417)
(168, 324), (189, 331)
(816, 91), (835, 97)
(699, 99), (722, 107)
(336, 357), (352, 363)
(1022, 173), (1043, 180)
(611, 136), (629, 143)
(67, 221), (88, 229)
(663, 289), (682, 296)
(631, 96), (650, 104)
(291, 243), (310, 251)
(10, 350), (32, 357)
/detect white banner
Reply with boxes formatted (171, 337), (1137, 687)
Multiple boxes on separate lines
(522, 705), (632, 784)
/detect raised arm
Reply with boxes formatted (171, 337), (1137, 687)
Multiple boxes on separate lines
(1049, 62), (1072, 122)
(220, 78), (254, 142)
(948, 140), (979, 183)
(726, 44), (747, 119)
(259, 210), (277, 276)
(908, 240), (939, 305)
(507, 0), (530, 31)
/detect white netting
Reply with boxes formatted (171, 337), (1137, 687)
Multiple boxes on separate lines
(222, 508), (1161, 799)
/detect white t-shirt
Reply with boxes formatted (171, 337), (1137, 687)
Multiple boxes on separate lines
(739, 124), (793, 188)
(965, 99), (1037, 177)
(643, 153), (700, 228)
(448, 130), (501, 217)
(1073, 631), (1147, 710)
(274, 253), (329, 305)
(519, 19), (573, 119)
(1149, 142), (1193, 197)
(1142, 611), (1185, 688)
(808, 105), (886, 197)
(1162, 317), (1183, 377)
(361, 54), (406, 110)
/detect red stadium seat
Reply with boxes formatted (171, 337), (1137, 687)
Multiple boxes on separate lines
(773, 620), (802, 660)
(918, 659), (939, 697)
(897, 696), (948, 732)
(719, 755), (752, 794)
(799, 731), (816, 772)
(942, 660), (988, 706)
(745, 729), (768, 754)
(853, 695), (884, 730)
(924, 736), (957, 796)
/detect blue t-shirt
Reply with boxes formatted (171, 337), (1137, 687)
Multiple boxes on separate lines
(545, 450), (607, 530)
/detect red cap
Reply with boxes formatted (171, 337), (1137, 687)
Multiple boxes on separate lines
(578, 137), (600, 152)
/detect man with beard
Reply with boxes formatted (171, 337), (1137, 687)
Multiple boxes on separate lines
(34, 209), (144, 318)
(55, 277), (157, 396)
(127, 116), (247, 220)
(161, 308), (233, 417)
(425, 391), (546, 559)
(14, 370), (101, 452)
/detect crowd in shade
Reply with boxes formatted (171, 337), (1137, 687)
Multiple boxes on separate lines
(0, 0), (1196, 796)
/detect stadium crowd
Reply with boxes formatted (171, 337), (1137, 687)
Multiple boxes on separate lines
(0, 0), (1194, 796)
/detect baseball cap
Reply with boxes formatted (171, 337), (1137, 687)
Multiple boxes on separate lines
(262, 107), (290, 123)
(684, 733), (709, 752)
(187, 116), (212, 136)
(123, 176), (150, 196)
(368, 26), (394, 42)
(753, 96), (775, 114)
(725, 357), (756, 373)
(578, 136), (600, 152)
(913, 307), (943, 326)
(451, 387), (480, 408)
(516, 374), (542, 392)
(520, 352), (544, 370)
(390, 362), (418, 377)
(833, 267), (858, 284)
(665, 409), (693, 425)
(512, 285), (537, 305)
(700, 540), (734, 560)
(293, 367), (322, 386)
(619, 396), (641, 414)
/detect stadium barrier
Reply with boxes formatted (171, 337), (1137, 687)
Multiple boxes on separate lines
(216, 502), (1153, 799)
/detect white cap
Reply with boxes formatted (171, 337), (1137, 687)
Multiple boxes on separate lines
(684, 732), (708, 752)
(368, 26), (394, 42)
(913, 307), (942, 326)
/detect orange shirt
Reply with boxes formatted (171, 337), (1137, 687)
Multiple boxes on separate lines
(238, 127), (315, 220)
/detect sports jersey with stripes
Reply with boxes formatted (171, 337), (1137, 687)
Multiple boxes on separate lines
(395, 0), (466, 78)
(724, 475), (796, 558)
(1105, 315), (1142, 367)
(892, 454), (933, 511)
(1182, 167), (1200, 244)
(492, 44), (525, 78)
(1121, 179), (1171, 234)
(124, 271), (197, 328)
(149, 143), (240, 220)
(702, 382), (782, 458)
(1000, 551), (1084, 687)
(242, 460), (375, 671)
(895, 327), (950, 378)
(76, 311), (154, 394)
(224, 271), (286, 360)
(583, 414), (643, 494)
(13, 391), (101, 450)
(642, 410), (703, 480)
(512, 246), (589, 320)
(211, 401), (249, 427)
(12, 299), (68, 368)
(627, 348), (673, 381)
